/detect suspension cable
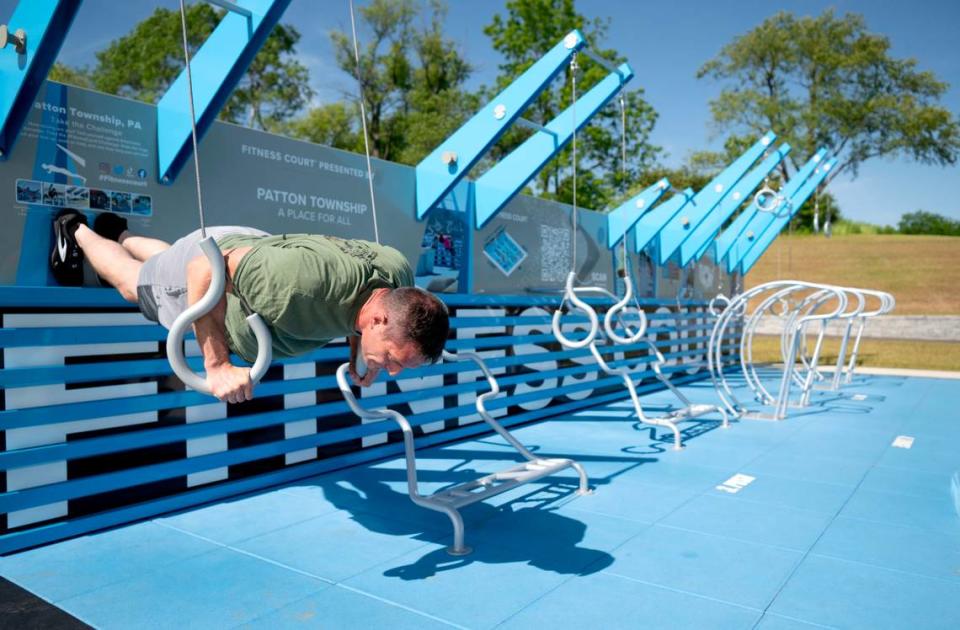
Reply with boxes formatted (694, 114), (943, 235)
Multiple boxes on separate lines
(618, 93), (627, 275)
(178, 0), (206, 238)
(348, 0), (380, 245)
(570, 53), (578, 278)
(814, 188), (820, 233)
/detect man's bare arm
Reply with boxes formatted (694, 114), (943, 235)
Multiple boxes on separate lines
(185, 246), (254, 403)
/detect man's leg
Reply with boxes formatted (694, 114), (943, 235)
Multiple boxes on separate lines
(73, 224), (142, 303)
(92, 212), (170, 262)
(119, 233), (171, 262)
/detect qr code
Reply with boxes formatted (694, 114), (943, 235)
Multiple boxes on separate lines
(540, 224), (571, 283)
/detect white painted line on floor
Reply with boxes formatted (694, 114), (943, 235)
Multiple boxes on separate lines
(892, 435), (915, 449)
(716, 473), (756, 494)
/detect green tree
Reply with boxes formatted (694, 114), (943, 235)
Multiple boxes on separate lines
(48, 63), (92, 88)
(484, 0), (660, 211)
(632, 165), (712, 199)
(697, 9), (960, 193)
(398, 1), (480, 164)
(308, 0), (476, 164)
(898, 210), (960, 236)
(286, 102), (361, 152)
(84, 4), (311, 131)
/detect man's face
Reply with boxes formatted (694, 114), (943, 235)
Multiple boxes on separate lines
(360, 325), (424, 376)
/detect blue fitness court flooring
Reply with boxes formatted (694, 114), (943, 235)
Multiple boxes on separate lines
(1, 371), (958, 629)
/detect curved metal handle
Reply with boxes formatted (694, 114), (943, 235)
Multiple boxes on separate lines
(166, 236), (272, 394)
(643, 338), (668, 376)
(552, 272), (599, 349)
(442, 350), (499, 396)
(245, 311), (273, 384)
(604, 270), (646, 343)
(336, 362), (393, 419)
(354, 352), (369, 378)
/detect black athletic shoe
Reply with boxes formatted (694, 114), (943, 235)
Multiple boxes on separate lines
(93, 211), (128, 242)
(50, 209), (87, 286)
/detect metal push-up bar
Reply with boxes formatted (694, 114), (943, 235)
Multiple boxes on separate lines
(710, 280), (895, 421)
(336, 350), (590, 556)
(775, 285), (894, 400)
(762, 285), (849, 409)
(710, 281), (845, 420)
(804, 286), (866, 393)
(553, 271), (729, 450)
(842, 289), (896, 384)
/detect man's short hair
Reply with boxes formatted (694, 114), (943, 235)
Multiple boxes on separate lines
(384, 287), (449, 363)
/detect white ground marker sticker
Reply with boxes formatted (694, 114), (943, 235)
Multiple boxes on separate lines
(892, 435), (915, 449)
(851, 394), (867, 401)
(716, 473), (756, 494)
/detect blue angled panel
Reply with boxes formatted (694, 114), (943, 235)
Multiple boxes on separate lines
(474, 63), (634, 229)
(156, 0), (292, 183)
(713, 198), (759, 266)
(0, 0), (82, 159)
(416, 31), (586, 219)
(717, 148), (828, 272)
(738, 158), (837, 274)
(633, 188), (694, 253)
(685, 143), (791, 264)
(606, 178), (670, 248)
(655, 131), (775, 266)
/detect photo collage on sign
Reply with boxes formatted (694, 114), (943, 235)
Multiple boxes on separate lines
(16, 178), (152, 216)
(482, 226), (528, 277)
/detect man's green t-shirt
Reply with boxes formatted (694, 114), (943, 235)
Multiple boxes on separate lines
(216, 233), (413, 363)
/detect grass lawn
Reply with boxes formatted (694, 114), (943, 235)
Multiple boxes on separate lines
(749, 334), (960, 372)
(745, 234), (960, 315)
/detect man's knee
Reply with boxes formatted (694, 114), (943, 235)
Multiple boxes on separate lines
(111, 265), (143, 303)
(116, 281), (140, 304)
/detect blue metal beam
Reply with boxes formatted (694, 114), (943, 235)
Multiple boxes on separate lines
(415, 31), (586, 220)
(716, 148), (827, 271)
(655, 132), (775, 266)
(737, 158), (836, 274)
(0, 0), (82, 160)
(156, 0), (292, 183)
(633, 188), (695, 253)
(473, 63), (634, 229)
(606, 178), (670, 248)
(686, 143), (791, 264)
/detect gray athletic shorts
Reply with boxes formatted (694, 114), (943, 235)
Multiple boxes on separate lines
(137, 226), (269, 329)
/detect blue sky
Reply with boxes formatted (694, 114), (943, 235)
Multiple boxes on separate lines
(4, 0), (958, 225)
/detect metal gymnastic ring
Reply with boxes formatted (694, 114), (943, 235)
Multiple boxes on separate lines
(708, 294), (731, 317)
(166, 236), (272, 394)
(552, 272), (600, 349)
(754, 185), (783, 214)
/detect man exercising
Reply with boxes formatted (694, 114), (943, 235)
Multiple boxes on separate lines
(49, 209), (449, 403)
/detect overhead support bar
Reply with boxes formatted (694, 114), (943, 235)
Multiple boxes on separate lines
(414, 30), (587, 219)
(633, 188), (695, 253)
(726, 149), (827, 273)
(737, 158), (836, 274)
(580, 48), (622, 75)
(0, 0), (83, 160)
(715, 148), (827, 267)
(686, 143), (792, 264)
(474, 62), (634, 228)
(205, 0), (254, 19)
(606, 179), (671, 248)
(655, 131), (776, 266)
(156, 0), (292, 183)
(514, 117), (557, 136)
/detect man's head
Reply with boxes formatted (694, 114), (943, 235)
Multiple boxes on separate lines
(358, 287), (449, 376)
